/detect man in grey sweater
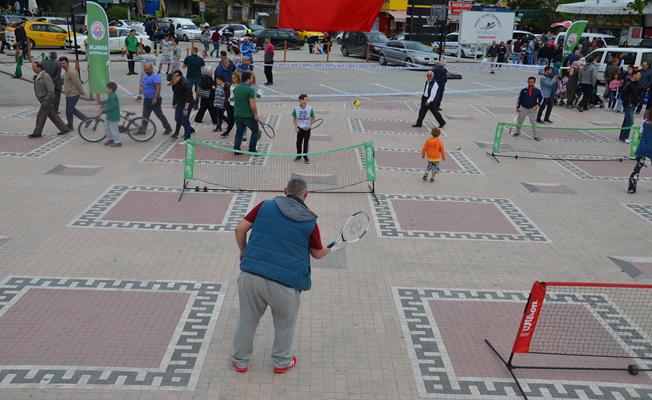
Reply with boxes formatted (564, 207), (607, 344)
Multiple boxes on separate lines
(577, 55), (598, 112)
(30, 61), (69, 138)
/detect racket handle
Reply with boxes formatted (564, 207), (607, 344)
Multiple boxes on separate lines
(327, 241), (335, 249)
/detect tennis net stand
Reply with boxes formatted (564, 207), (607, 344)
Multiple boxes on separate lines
(485, 281), (652, 399)
(490, 122), (641, 161)
(180, 139), (377, 200)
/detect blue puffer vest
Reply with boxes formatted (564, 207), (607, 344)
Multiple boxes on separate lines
(241, 196), (317, 291)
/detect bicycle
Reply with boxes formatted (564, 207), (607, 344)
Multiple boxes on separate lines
(78, 111), (157, 143)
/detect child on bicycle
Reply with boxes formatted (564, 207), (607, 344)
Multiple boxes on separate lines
(421, 127), (445, 182)
(104, 81), (122, 148)
(292, 94), (316, 164)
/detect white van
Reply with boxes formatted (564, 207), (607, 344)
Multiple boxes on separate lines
(586, 47), (652, 82)
(555, 32), (618, 49)
(168, 18), (201, 41)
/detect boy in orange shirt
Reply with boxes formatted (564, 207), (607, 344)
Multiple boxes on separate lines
(421, 127), (445, 182)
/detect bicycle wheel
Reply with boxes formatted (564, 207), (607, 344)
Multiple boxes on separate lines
(78, 117), (107, 143)
(126, 117), (157, 142)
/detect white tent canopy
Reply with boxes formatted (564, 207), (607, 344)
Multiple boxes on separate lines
(555, 0), (650, 15)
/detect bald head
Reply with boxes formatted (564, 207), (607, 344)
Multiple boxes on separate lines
(144, 63), (153, 74)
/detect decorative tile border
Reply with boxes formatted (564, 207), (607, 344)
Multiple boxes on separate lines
(190, 114), (280, 129)
(69, 185), (254, 232)
(624, 204), (652, 224)
(393, 287), (652, 399)
(0, 132), (73, 158)
(370, 193), (549, 242)
(348, 118), (439, 136)
(471, 104), (561, 119)
(366, 147), (482, 175)
(557, 160), (652, 181)
(0, 276), (224, 390)
(3, 108), (38, 119)
(141, 138), (271, 165)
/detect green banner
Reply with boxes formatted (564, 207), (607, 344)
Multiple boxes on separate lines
(630, 126), (641, 158)
(562, 20), (588, 60)
(86, 2), (110, 95)
(364, 141), (376, 182)
(184, 139), (196, 180)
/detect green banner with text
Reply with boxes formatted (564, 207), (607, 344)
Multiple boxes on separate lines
(86, 2), (110, 95)
(562, 20), (588, 60)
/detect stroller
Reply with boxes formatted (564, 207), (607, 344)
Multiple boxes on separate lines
(555, 76), (568, 106)
(576, 83), (605, 109)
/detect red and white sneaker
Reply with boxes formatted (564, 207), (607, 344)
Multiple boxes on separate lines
(273, 356), (296, 374)
(232, 362), (248, 373)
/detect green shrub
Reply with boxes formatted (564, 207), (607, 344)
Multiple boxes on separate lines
(106, 5), (129, 21)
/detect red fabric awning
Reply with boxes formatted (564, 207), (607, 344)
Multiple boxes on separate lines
(278, 0), (385, 32)
(384, 10), (406, 23)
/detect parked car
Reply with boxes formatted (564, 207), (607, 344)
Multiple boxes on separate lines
(296, 30), (323, 41)
(5, 21), (75, 49)
(340, 31), (388, 59)
(167, 18), (201, 41)
(434, 32), (484, 58)
(636, 38), (652, 48)
(389, 33), (406, 41)
(513, 30), (536, 43)
(213, 23), (248, 39)
(35, 17), (71, 32)
(65, 27), (152, 53)
(379, 40), (439, 66)
(0, 15), (27, 29)
(586, 47), (652, 83)
(252, 28), (303, 49)
(555, 32), (618, 48)
(336, 32), (343, 44)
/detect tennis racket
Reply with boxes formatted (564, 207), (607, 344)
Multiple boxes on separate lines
(258, 120), (276, 139)
(311, 118), (324, 129)
(327, 211), (370, 249)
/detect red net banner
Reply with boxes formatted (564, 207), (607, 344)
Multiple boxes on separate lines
(278, 0), (385, 32)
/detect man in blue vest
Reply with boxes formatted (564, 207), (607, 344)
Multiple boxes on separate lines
(231, 178), (330, 374)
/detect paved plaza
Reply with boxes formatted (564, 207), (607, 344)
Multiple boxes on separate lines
(0, 51), (651, 400)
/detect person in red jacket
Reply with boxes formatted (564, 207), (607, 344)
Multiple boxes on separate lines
(421, 127), (446, 182)
(210, 29), (221, 57)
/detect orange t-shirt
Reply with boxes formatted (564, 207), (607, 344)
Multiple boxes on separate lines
(421, 137), (446, 162)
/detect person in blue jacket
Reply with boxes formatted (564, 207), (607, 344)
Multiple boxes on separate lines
(537, 65), (558, 123)
(231, 178), (330, 374)
(628, 109), (652, 193)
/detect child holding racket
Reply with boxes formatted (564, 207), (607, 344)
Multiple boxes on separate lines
(292, 94), (316, 164)
(421, 127), (446, 182)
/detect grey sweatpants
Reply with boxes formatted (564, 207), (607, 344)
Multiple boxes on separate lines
(514, 107), (539, 139)
(231, 272), (301, 368)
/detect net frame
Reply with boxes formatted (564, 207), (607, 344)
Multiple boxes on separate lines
(490, 122), (641, 161)
(485, 281), (652, 400)
(179, 139), (377, 200)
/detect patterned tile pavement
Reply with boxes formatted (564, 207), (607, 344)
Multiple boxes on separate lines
(343, 100), (419, 112)
(521, 182), (576, 194)
(3, 108), (38, 119)
(348, 118), (440, 136)
(371, 147), (482, 175)
(45, 164), (104, 176)
(0, 132), (73, 157)
(0, 276), (224, 389)
(69, 185), (255, 231)
(556, 159), (652, 181)
(624, 204), (652, 224)
(141, 138), (271, 165)
(393, 287), (652, 399)
(370, 193), (549, 242)
(608, 257), (652, 280)
(472, 104), (561, 119)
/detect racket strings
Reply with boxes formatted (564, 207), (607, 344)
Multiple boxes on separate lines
(341, 214), (369, 242)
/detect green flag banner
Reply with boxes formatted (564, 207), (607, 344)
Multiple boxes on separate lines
(562, 20), (588, 60)
(86, 2), (110, 95)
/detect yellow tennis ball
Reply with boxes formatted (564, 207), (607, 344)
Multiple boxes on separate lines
(456, 145), (461, 151)
(353, 100), (361, 108)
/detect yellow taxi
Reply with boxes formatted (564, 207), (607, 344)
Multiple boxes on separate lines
(5, 21), (73, 49)
(296, 30), (324, 42)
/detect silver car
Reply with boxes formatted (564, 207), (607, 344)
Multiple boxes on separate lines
(379, 40), (440, 66)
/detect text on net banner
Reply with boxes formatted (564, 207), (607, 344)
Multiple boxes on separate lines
(278, 0), (385, 32)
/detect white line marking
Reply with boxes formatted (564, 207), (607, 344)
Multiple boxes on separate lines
(259, 85), (294, 99)
(374, 83), (403, 92)
(472, 82), (499, 89)
(317, 84), (371, 100)
(117, 83), (135, 96)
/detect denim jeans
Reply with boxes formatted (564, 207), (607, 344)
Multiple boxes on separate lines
(210, 42), (220, 57)
(174, 103), (193, 139)
(65, 95), (88, 129)
(234, 116), (260, 152)
(620, 105), (634, 141)
(615, 97), (623, 112)
(143, 97), (172, 131)
(512, 53), (519, 64)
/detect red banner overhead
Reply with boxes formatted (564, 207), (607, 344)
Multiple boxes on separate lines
(278, 0), (385, 32)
